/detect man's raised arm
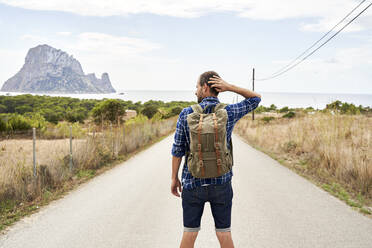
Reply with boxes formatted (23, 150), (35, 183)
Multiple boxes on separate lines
(208, 75), (261, 99)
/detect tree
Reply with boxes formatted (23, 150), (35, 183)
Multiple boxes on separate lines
(269, 104), (277, 111)
(7, 114), (32, 131)
(65, 107), (87, 123)
(0, 118), (7, 132)
(279, 106), (289, 113)
(141, 105), (158, 119)
(90, 99), (127, 125)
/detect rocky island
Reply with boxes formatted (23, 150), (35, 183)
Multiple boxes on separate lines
(1, 44), (116, 94)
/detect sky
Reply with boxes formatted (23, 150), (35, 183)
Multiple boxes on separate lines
(0, 0), (371, 94)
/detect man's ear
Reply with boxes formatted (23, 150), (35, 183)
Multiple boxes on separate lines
(202, 83), (209, 92)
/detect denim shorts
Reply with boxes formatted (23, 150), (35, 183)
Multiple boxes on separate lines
(181, 181), (233, 232)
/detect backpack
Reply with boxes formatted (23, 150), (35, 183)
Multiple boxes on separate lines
(185, 103), (233, 178)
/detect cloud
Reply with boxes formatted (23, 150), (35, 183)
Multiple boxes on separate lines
(21, 34), (49, 43)
(19, 32), (162, 57)
(1, 0), (372, 32)
(56, 31), (72, 36)
(70, 32), (162, 55)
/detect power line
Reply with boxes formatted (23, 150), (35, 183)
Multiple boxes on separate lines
(256, 0), (371, 81)
(258, 0), (366, 80)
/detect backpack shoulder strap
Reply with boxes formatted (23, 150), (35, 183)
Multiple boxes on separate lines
(213, 103), (227, 112)
(191, 104), (203, 114)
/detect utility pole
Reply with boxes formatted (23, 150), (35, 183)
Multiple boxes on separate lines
(252, 68), (255, 121)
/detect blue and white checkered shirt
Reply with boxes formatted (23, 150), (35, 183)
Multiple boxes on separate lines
(171, 96), (261, 190)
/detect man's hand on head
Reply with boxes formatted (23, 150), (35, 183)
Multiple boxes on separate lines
(171, 178), (182, 197)
(208, 75), (232, 93)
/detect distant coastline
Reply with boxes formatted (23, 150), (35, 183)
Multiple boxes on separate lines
(0, 90), (371, 109)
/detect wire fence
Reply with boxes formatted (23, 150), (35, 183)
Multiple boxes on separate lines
(0, 117), (177, 203)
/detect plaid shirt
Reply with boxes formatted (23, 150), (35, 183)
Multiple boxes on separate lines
(171, 96), (261, 190)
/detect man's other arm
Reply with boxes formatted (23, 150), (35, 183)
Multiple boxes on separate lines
(170, 108), (187, 197)
(171, 156), (182, 197)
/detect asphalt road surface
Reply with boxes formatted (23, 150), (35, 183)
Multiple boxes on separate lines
(1, 133), (371, 248)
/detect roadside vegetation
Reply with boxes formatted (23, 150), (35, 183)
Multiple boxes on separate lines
(235, 100), (372, 216)
(0, 94), (195, 133)
(0, 94), (195, 232)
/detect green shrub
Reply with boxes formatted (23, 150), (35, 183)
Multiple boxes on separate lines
(282, 111), (295, 118)
(0, 118), (7, 132)
(325, 100), (369, 115)
(23, 112), (47, 130)
(170, 106), (183, 116)
(7, 114), (32, 131)
(65, 107), (86, 123)
(151, 112), (163, 121)
(125, 114), (148, 125)
(41, 108), (63, 124)
(269, 104), (277, 111)
(262, 116), (275, 123)
(279, 106), (289, 113)
(141, 105), (158, 119)
(90, 99), (126, 125)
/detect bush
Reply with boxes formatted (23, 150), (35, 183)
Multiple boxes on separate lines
(254, 105), (266, 113)
(125, 114), (148, 125)
(279, 106), (289, 113)
(65, 107), (86, 123)
(163, 106), (183, 119)
(282, 111), (295, 118)
(269, 104), (277, 111)
(23, 112), (47, 130)
(325, 100), (368, 115)
(41, 108), (63, 124)
(151, 112), (163, 121)
(141, 105), (158, 119)
(43, 121), (86, 139)
(0, 118), (7, 132)
(90, 99), (126, 125)
(170, 106), (183, 116)
(7, 114), (32, 131)
(262, 116), (275, 123)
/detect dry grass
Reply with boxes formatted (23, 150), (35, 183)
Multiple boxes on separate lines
(235, 112), (372, 204)
(0, 117), (177, 204)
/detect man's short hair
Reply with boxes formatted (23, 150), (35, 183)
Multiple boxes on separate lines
(199, 71), (220, 96)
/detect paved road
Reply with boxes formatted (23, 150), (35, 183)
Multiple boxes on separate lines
(1, 133), (371, 248)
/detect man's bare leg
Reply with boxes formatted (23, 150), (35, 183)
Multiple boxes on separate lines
(180, 231), (198, 248)
(216, 231), (234, 248)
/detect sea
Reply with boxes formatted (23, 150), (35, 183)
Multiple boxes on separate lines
(1, 90), (371, 109)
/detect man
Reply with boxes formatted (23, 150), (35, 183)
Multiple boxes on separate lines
(171, 71), (261, 248)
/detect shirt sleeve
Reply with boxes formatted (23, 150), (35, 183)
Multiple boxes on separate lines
(171, 108), (187, 158)
(225, 96), (261, 124)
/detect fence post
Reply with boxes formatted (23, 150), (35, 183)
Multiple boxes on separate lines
(33, 127), (37, 178)
(86, 124), (90, 153)
(110, 123), (114, 157)
(123, 125), (126, 154)
(69, 125), (73, 172)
